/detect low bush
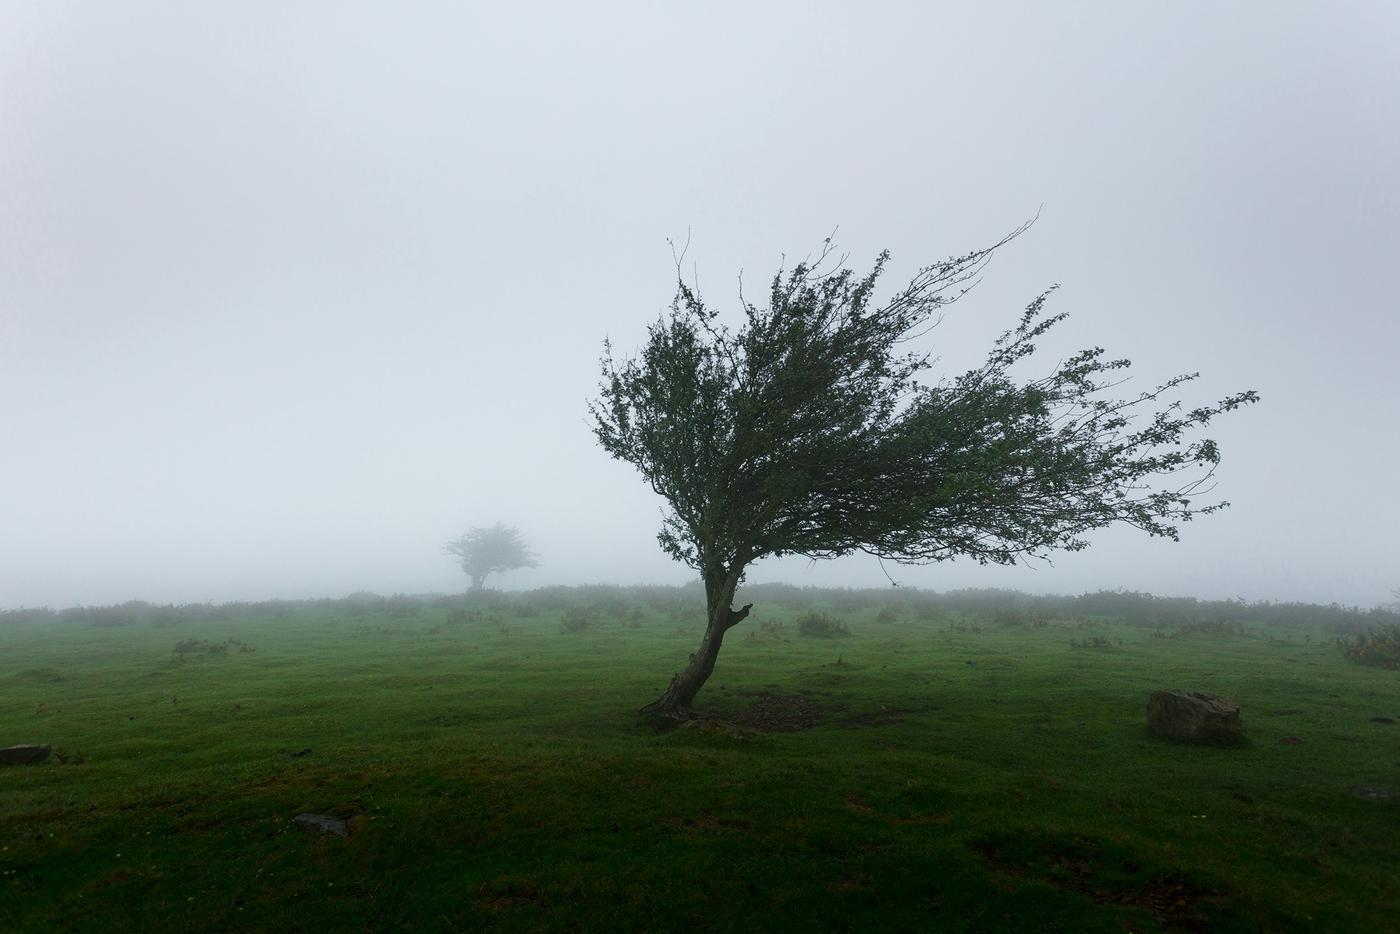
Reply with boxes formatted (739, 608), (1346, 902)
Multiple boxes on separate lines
(1339, 625), (1400, 670)
(798, 612), (849, 638)
(173, 639), (228, 657)
(875, 605), (906, 624)
(560, 606), (596, 633)
(386, 595), (424, 619)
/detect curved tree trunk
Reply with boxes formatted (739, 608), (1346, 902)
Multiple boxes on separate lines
(640, 565), (752, 719)
(470, 572), (486, 593)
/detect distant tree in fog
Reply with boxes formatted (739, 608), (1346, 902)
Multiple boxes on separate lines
(445, 524), (537, 592)
(591, 227), (1258, 718)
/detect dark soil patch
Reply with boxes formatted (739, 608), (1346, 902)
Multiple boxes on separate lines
(731, 691), (837, 732)
(475, 876), (543, 912)
(972, 829), (1217, 931)
(1369, 716), (1395, 724)
(659, 814), (755, 835)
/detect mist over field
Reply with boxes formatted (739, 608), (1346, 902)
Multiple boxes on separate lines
(4, 8), (1400, 930)
(1, 2), (1396, 609)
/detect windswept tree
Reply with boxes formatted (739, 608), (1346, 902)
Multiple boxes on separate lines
(591, 229), (1257, 718)
(445, 524), (538, 592)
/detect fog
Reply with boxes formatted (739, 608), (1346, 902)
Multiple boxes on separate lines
(2, 3), (1396, 610)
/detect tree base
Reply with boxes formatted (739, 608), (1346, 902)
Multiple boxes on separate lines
(638, 682), (698, 721)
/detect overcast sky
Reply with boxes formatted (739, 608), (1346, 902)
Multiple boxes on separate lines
(2, 2), (1396, 610)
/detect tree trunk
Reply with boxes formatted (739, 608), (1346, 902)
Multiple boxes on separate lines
(470, 573), (486, 592)
(640, 566), (752, 719)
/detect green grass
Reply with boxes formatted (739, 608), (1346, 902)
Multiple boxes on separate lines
(2, 593), (1398, 932)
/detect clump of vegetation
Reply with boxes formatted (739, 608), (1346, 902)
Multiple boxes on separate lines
(1338, 625), (1400, 670)
(387, 595), (424, 619)
(875, 604), (906, 624)
(759, 618), (785, 636)
(1070, 636), (1114, 649)
(560, 606), (596, 633)
(798, 613), (849, 638)
(173, 639), (228, 658)
(993, 608), (1049, 628)
(446, 608), (487, 626)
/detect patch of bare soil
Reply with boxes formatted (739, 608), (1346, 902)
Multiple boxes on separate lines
(1097, 875), (1216, 931)
(972, 831), (1217, 932)
(730, 690), (840, 732)
(716, 691), (920, 732)
(658, 814), (755, 835)
(475, 877), (544, 912)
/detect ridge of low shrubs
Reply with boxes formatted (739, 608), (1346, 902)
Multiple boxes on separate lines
(1339, 625), (1400, 670)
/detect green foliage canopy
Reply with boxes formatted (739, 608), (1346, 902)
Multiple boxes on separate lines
(591, 232), (1257, 581)
(445, 524), (538, 591)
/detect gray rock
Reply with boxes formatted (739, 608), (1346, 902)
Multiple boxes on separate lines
(1147, 690), (1243, 744)
(1348, 785), (1396, 801)
(293, 813), (349, 836)
(0, 744), (51, 765)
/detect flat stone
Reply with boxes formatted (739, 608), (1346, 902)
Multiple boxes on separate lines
(293, 813), (348, 836)
(0, 744), (51, 765)
(1147, 690), (1244, 744)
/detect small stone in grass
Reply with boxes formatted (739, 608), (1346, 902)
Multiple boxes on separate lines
(293, 813), (348, 836)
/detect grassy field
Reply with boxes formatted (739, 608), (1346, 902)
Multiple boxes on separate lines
(2, 588), (1397, 932)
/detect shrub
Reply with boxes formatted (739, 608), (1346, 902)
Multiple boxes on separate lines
(560, 606), (596, 633)
(1339, 625), (1400, 670)
(797, 612), (849, 638)
(875, 604), (906, 624)
(386, 595), (424, 619)
(173, 639), (230, 657)
(0, 607), (58, 626)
